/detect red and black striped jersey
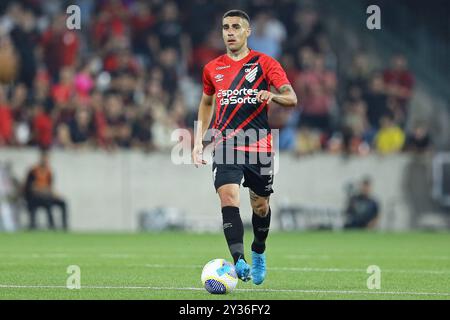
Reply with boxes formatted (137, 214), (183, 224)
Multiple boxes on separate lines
(202, 49), (290, 153)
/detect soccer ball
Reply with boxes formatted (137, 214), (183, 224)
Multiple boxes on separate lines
(201, 259), (238, 294)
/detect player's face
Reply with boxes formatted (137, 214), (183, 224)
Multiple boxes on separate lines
(222, 16), (251, 52)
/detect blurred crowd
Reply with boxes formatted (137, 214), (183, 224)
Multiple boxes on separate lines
(0, 0), (432, 156)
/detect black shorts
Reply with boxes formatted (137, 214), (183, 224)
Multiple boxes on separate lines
(212, 150), (275, 197)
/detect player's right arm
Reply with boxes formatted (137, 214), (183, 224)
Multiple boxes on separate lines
(192, 93), (214, 167)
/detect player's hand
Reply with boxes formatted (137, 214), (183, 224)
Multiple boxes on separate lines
(256, 90), (274, 104)
(192, 144), (207, 168)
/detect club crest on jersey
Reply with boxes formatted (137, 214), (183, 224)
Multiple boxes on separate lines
(245, 66), (258, 83)
(215, 74), (224, 82)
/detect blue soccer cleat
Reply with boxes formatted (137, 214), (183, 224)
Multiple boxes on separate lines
(251, 251), (266, 285)
(235, 258), (251, 282)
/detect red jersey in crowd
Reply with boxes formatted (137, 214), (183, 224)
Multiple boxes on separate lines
(33, 111), (53, 148)
(0, 105), (13, 144)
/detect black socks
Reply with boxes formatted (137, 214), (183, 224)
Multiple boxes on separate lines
(251, 207), (271, 254)
(222, 206), (245, 264)
(222, 206), (272, 262)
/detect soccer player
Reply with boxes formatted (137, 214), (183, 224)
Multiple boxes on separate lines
(192, 10), (297, 284)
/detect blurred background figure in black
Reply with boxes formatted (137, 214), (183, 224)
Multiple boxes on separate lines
(344, 177), (379, 229)
(24, 149), (68, 231)
(404, 122), (432, 154)
(0, 161), (21, 231)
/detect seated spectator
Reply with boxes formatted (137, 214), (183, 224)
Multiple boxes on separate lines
(131, 109), (154, 152)
(374, 115), (405, 155)
(344, 177), (379, 229)
(268, 104), (298, 151)
(404, 123), (432, 153)
(341, 85), (370, 154)
(295, 126), (322, 156)
(31, 104), (53, 149)
(24, 149), (68, 231)
(69, 109), (95, 147)
(104, 93), (132, 149)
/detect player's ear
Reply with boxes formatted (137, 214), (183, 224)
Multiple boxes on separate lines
(246, 26), (251, 37)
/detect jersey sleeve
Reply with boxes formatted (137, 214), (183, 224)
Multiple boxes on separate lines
(202, 65), (215, 96)
(265, 57), (291, 90)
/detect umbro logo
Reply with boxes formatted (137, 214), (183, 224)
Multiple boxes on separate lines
(223, 223), (232, 229)
(215, 74), (224, 82)
(245, 66), (258, 83)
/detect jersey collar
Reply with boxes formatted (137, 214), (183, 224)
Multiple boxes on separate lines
(224, 48), (254, 64)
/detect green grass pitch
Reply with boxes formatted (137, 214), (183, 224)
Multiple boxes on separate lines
(0, 231), (449, 300)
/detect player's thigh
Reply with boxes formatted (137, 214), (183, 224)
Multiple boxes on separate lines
(213, 162), (244, 208)
(242, 162), (274, 199)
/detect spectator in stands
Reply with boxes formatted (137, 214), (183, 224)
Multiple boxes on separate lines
(9, 7), (37, 88)
(341, 85), (370, 155)
(248, 11), (286, 59)
(24, 149), (68, 231)
(286, 7), (324, 54)
(404, 122), (432, 154)
(0, 0), (436, 159)
(104, 93), (131, 149)
(131, 107), (154, 152)
(90, 90), (108, 148)
(155, 1), (183, 51)
(296, 54), (337, 136)
(41, 13), (80, 80)
(189, 30), (223, 78)
(0, 87), (13, 146)
(158, 47), (180, 94)
(374, 115), (405, 155)
(295, 126), (322, 156)
(296, 46), (315, 71)
(383, 54), (415, 127)
(68, 108), (95, 148)
(364, 72), (389, 131)
(316, 33), (337, 71)
(130, 1), (156, 55)
(346, 52), (372, 94)
(344, 177), (379, 229)
(31, 104), (53, 149)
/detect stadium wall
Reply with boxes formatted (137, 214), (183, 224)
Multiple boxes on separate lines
(0, 149), (414, 232)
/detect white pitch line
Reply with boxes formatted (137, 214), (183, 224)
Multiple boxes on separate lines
(140, 264), (450, 275)
(0, 284), (449, 297)
(285, 255), (450, 261)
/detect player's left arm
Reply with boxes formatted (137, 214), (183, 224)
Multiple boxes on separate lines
(256, 84), (297, 107)
(256, 58), (298, 107)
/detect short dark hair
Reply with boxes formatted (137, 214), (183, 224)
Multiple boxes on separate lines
(223, 9), (250, 24)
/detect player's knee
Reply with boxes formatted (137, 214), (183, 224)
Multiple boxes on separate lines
(219, 192), (239, 207)
(253, 202), (269, 217)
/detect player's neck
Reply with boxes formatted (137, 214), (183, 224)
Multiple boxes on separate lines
(226, 46), (250, 61)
